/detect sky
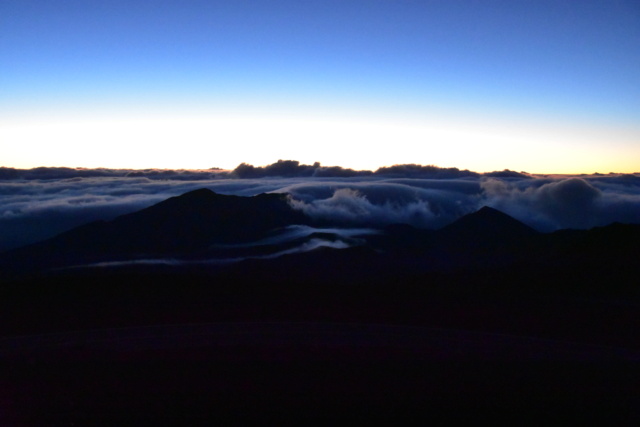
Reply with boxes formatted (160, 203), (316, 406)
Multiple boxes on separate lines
(1, 0), (639, 173)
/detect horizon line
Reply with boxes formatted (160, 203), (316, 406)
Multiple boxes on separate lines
(1, 160), (638, 177)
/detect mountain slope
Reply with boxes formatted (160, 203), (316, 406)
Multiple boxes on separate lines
(0, 189), (310, 275)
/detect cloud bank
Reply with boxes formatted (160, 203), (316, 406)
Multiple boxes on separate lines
(481, 175), (640, 231)
(1, 161), (639, 251)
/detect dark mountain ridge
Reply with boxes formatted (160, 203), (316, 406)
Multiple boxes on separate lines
(1, 188), (639, 281)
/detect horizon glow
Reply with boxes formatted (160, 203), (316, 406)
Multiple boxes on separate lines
(2, 1), (639, 174)
(2, 105), (639, 174)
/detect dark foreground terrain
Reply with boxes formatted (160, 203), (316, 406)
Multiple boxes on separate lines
(1, 189), (639, 423)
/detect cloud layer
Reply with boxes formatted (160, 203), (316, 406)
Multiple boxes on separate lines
(1, 162), (639, 251)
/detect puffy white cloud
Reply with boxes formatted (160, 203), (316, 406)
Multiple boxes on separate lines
(290, 188), (440, 228)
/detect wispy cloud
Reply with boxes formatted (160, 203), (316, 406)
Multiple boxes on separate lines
(67, 236), (359, 270)
(211, 225), (379, 249)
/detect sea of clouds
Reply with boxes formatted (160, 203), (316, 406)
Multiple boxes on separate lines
(1, 161), (639, 251)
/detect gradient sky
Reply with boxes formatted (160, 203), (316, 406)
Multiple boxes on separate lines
(2, 0), (639, 173)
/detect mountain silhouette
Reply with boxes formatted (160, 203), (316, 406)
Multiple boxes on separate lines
(0, 189), (310, 275)
(364, 207), (537, 254)
(422, 205), (541, 268)
(439, 206), (537, 240)
(1, 190), (639, 283)
(108, 188), (309, 248)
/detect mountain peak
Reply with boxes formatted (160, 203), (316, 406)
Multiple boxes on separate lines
(440, 206), (537, 239)
(176, 188), (217, 198)
(476, 205), (503, 215)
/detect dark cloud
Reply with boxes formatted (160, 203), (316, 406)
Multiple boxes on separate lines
(230, 160), (372, 178)
(0, 167), (125, 180)
(0, 167), (21, 180)
(1, 163), (639, 251)
(312, 166), (368, 178)
(230, 160), (483, 179)
(123, 169), (221, 180)
(231, 160), (315, 178)
(483, 170), (533, 179)
(0, 166), (224, 181)
(374, 164), (479, 179)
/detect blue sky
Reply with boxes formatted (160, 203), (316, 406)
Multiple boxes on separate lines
(2, 0), (639, 172)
